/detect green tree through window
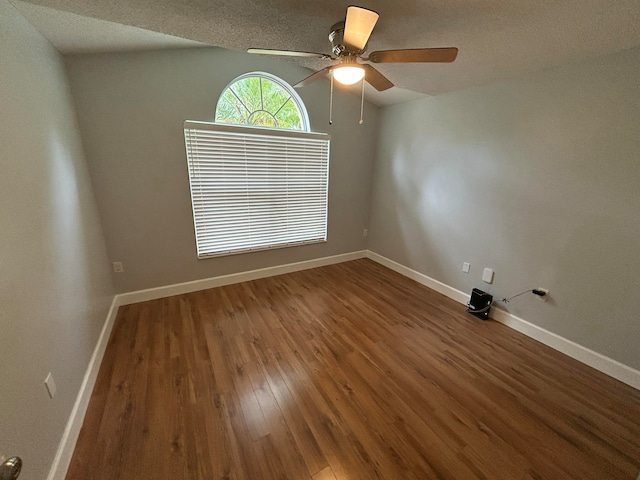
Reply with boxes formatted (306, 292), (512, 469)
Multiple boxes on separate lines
(215, 73), (308, 131)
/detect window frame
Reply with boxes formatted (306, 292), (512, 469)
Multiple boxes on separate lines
(185, 72), (331, 260)
(183, 120), (330, 259)
(215, 72), (310, 132)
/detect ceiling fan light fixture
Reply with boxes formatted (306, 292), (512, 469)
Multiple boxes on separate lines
(333, 65), (365, 85)
(250, 6), (459, 97)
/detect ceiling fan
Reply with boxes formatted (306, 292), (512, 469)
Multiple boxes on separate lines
(248, 5), (458, 92)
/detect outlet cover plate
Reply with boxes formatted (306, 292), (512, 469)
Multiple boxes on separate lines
(536, 288), (550, 301)
(482, 268), (494, 284)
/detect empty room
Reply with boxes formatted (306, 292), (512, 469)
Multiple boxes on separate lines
(1, 0), (639, 479)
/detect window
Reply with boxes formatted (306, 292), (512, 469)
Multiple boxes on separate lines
(215, 72), (308, 131)
(184, 73), (329, 259)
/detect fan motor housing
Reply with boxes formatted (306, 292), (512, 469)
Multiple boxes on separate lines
(329, 21), (347, 56)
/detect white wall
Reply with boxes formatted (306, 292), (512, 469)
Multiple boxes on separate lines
(65, 48), (379, 293)
(368, 47), (640, 370)
(0, 1), (115, 478)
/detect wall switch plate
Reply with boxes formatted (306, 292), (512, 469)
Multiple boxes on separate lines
(112, 261), (124, 273)
(482, 268), (494, 284)
(363, 229), (368, 238)
(462, 262), (471, 274)
(44, 373), (56, 399)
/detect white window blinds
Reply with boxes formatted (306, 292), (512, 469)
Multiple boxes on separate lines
(184, 121), (330, 259)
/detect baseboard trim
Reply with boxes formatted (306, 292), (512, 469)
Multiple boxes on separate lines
(118, 250), (368, 306)
(366, 251), (470, 304)
(366, 250), (640, 391)
(489, 308), (640, 390)
(47, 295), (121, 480)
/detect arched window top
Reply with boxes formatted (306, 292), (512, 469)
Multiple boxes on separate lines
(215, 72), (309, 131)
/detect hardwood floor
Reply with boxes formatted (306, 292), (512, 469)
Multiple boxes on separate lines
(67, 259), (640, 479)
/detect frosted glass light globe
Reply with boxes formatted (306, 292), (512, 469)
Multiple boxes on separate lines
(333, 66), (365, 85)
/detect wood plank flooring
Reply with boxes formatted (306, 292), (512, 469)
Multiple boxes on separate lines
(67, 259), (640, 479)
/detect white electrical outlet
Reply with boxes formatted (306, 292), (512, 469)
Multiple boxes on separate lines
(462, 262), (470, 274)
(482, 268), (494, 284)
(363, 229), (368, 237)
(536, 287), (549, 301)
(112, 261), (124, 273)
(44, 373), (57, 399)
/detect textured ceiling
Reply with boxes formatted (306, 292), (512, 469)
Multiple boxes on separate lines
(11, 0), (640, 105)
(12, 1), (204, 53)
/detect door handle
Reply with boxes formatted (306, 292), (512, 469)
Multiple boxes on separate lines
(0, 457), (22, 480)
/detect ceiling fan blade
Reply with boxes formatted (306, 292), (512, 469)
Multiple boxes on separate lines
(294, 67), (333, 88)
(363, 64), (394, 91)
(343, 6), (379, 52)
(368, 47), (458, 63)
(248, 48), (333, 60)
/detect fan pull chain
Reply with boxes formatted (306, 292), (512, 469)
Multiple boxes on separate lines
(329, 74), (334, 125)
(359, 77), (365, 125)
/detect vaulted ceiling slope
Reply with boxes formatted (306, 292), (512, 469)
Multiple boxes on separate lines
(12, 0), (640, 104)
